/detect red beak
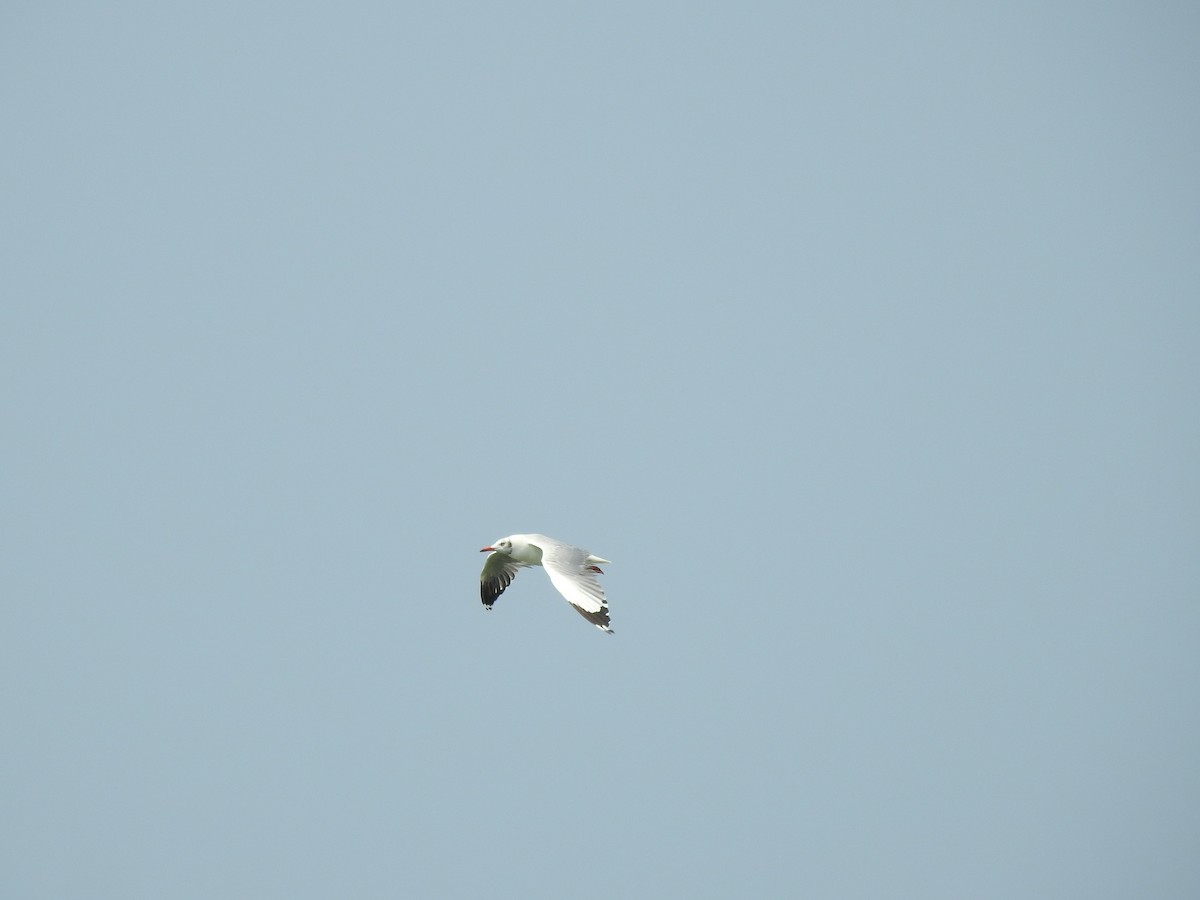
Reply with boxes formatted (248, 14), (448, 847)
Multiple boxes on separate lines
(480, 546), (494, 552)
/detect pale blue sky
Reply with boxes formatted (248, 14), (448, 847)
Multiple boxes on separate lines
(2, 3), (1197, 898)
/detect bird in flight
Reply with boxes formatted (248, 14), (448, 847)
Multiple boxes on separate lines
(479, 534), (613, 633)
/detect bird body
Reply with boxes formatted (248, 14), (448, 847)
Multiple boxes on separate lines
(479, 533), (613, 633)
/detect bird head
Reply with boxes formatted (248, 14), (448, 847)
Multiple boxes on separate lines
(480, 537), (514, 555)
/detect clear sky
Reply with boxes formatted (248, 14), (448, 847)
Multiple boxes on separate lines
(2, 3), (1197, 898)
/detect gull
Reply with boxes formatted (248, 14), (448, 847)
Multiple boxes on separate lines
(479, 534), (613, 633)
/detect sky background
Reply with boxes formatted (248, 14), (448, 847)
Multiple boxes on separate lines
(2, 2), (1198, 898)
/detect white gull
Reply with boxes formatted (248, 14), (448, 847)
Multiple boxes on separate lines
(479, 533), (613, 633)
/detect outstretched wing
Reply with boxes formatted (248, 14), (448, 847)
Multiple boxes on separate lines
(480, 553), (523, 609)
(538, 540), (613, 633)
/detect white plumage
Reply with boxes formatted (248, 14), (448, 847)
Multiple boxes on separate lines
(479, 533), (613, 633)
